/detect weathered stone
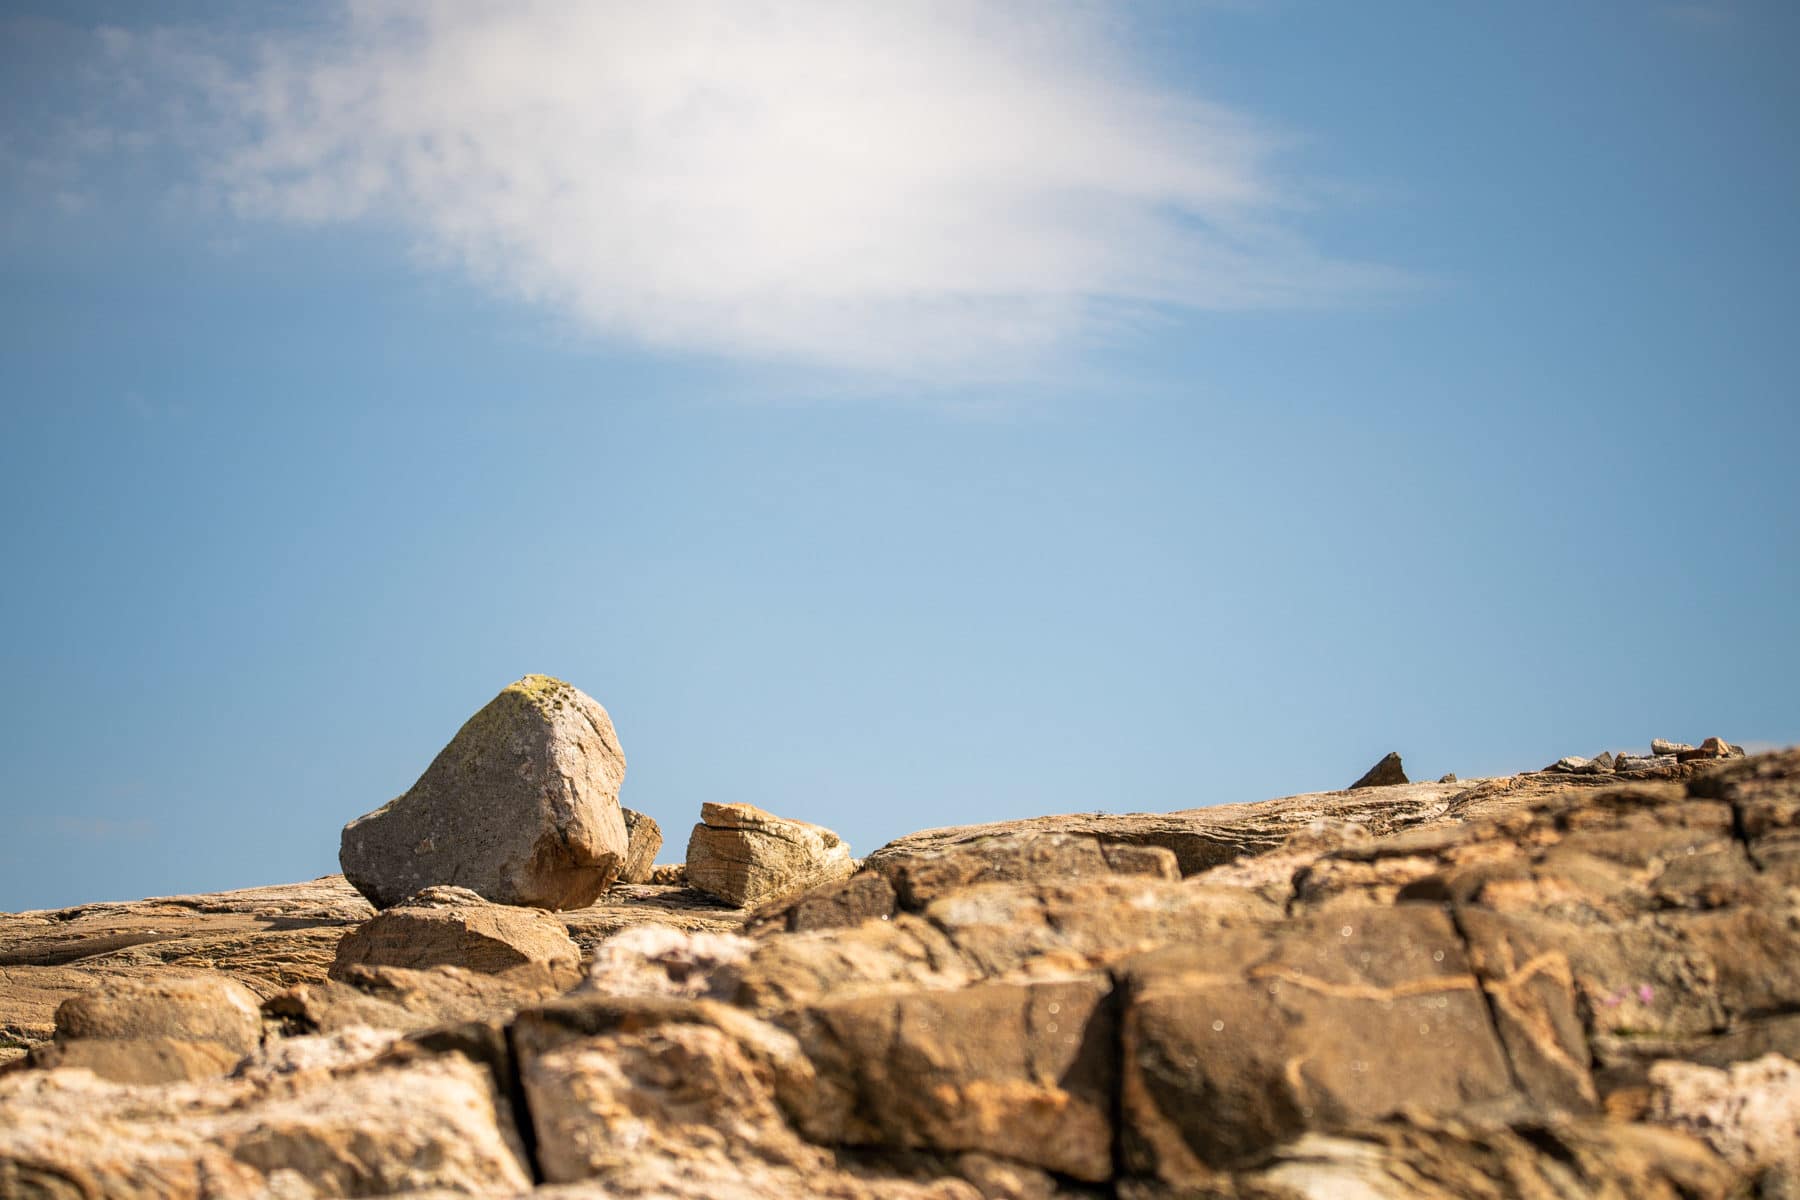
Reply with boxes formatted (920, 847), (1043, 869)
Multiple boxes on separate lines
(583, 925), (756, 1001)
(26, 1036), (243, 1085)
(1118, 905), (1517, 1181)
(864, 779), (1476, 878)
(795, 974), (1117, 1181)
(339, 675), (630, 910)
(620, 808), (664, 884)
(330, 885), (581, 982)
(0, 1035), (531, 1198)
(1652, 739), (1695, 757)
(648, 862), (688, 885)
(1202, 1115), (1738, 1199)
(876, 831), (1176, 911)
(747, 870), (900, 936)
(1646, 1053), (1800, 1182)
(269, 961), (572, 1035)
(1349, 751), (1408, 789)
(54, 973), (263, 1057)
(686, 802), (857, 907)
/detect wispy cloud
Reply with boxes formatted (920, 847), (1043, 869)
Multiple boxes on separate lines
(52, 816), (155, 841)
(53, 3), (1399, 379)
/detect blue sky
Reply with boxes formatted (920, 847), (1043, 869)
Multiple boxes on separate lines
(2, 2), (1795, 911)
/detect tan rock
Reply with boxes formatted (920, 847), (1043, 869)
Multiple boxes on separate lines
(620, 808), (664, 884)
(54, 973), (264, 1056)
(0, 1035), (531, 1198)
(686, 802), (856, 907)
(330, 885), (581, 982)
(26, 1036), (243, 1085)
(1647, 1053), (1800, 1179)
(339, 675), (630, 910)
(797, 973), (1117, 1181)
(268, 961), (573, 1035)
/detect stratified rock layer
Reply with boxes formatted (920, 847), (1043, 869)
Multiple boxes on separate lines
(3, 744), (1798, 1199)
(686, 802), (856, 907)
(340, 675), (631, 910)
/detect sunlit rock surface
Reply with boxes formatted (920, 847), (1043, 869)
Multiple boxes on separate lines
(3, 744), (1796, 1197)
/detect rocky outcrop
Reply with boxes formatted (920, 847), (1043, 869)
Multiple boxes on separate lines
(686, 802), (857, 907)
(0, 1029), (531, 1198)
(4, 743), (1798, 1199)
(339, 675), (631, 910)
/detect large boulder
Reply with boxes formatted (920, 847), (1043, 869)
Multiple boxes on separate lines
(686, 803), (856, 907)
(339, 675), (631, 910)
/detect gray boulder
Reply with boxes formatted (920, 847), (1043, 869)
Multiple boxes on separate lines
(340, 675), (630, 910)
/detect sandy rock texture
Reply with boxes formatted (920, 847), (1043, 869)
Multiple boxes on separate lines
(3, 743), (1797, 1198)
(340, 675), (631, 910)
(687, 801), (858, 906)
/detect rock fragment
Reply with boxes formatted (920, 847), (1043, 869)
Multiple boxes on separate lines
(1653, 739), (1695, 756)
(685, 802), (856, 907)
(1348, 751), (1408, 789)
(339, 675), (631, 910)
(619, 808), (663, 884)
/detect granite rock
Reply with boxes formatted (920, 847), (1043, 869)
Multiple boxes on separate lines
(340, 675), (630, 910)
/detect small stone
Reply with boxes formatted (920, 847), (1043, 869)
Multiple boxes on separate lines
(1651, 739), (1694, 757)
(1348, 752), (1408, 790)
(339, 675), (630, 910)
(1591, 751), (1615, 771)
(1545, 756), (1591, 774)
(1438, 773), (1458, 784)
(647, 863), (688, 886)
(618, 808), (663, 885)
(685, 802), (856, 907)
(1678, 738), (1735, 762)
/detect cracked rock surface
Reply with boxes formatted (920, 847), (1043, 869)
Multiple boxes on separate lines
(3, 746), (1798, 1197)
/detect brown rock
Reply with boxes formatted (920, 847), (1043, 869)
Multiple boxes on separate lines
(339, 675), (631, 910)
(1118, 905), (1517, 1181)
(54, 974), (263, 1057)
(686, 802), (857, 907)
(620, 807), (664, 884)
(0, 1031), (532, 1198)
(329, 885), (581, 982)
(795, 974), (1117, 1180)
(268, 962), (573, 1036)
(1349, 750), (1408, 789)
(27, 1036), (243, 1085)
(864, 778), (1475, 878)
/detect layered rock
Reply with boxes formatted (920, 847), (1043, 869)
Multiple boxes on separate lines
(4, 744), (1798, 1198)
(340, 675), (631, 910)
(686, 802), (856, 907)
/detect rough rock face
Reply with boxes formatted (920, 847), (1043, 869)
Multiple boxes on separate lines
(330, 885), (582, 982)
(4, 743), (1798, 1199)
(340, 675), (631, 910)
(686, 802), (857, 907)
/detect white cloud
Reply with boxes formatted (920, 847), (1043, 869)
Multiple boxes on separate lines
(149, 3), (1392, 377)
